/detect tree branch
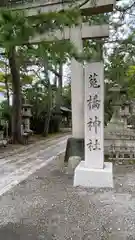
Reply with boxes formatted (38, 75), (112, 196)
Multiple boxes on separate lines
(31, 69), (41, 80)
(49, 66), (61, 78)
(78, 0), (90, 8)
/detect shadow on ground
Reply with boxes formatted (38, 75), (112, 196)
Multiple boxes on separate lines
(0, 222), (52, 240)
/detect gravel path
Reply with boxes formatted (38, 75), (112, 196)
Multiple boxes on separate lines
(0, 134), (69, 197)
(0, 158), (134, 239)
(0, 134), (66, 159)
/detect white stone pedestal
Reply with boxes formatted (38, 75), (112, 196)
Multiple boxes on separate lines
(74, 161), (113, 187)
(73, 62), (113, 188)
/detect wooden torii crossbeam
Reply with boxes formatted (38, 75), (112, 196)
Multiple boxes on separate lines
(6, 0), (116, 17)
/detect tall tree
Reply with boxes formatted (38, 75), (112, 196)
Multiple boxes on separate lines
(0, 7), (81, 143)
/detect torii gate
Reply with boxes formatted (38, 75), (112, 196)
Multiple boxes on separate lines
(29, 23), (109, 164)
(29, 1), (115, 187)
(8, 0), (116, 187)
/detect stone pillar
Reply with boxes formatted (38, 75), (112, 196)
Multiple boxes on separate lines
(85, 62), (104, 169)
(74, 62), (113, 188)
(70, 25), (84, 138)
(64, 25), (84, 162)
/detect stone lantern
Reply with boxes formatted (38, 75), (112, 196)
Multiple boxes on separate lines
(108, 84), (125, 126)
(131, 100), (135, 115)
(22, 104), (32, 133)
(120, 101), (130, 126)
(104, 85), (135, 159)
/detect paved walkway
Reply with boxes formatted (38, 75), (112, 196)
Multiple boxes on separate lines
(0, 134), (69, 196)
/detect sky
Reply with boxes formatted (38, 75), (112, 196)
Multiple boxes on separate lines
(0, 93), (4, 102)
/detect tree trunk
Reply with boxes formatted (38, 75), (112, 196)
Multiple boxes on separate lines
(43, 83), (52, 136)
(4, 76), (10, 107)
(52, 66), (57, 108)
(8, 47), (22, 144)
(53, 66), (57, 87)
(55, 63), (63, 131)
(43, 60), (52, 137)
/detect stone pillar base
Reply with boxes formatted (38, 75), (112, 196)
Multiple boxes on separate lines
(74, 161), (113, 188)
(64, 137), (84, 162)
(67, 156), (81, 174)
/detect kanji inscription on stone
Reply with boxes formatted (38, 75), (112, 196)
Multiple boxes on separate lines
(88, 72), (100, 88)
(87, 116), (101, 134)
(85, 62), (104, 169)
(87, 94), (100, 110)
(87, 139), (101, 151)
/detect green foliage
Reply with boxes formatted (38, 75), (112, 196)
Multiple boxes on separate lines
(126, 66), (135, 98)
(0, 7), (81, 48)
(0, 100), (11, 121)
(0, 10), (33, 47)
(63, 83), (71, 109)
(32, 8), (80, 32)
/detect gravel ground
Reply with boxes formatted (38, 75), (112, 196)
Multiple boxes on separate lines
(0, 135), (69, 196)
(0, 133), (67, 159)
(0, 159), (135, 240)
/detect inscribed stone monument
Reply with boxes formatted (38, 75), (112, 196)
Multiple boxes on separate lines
(74, 62), (113, 188)
(85, 62), (104, 169)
